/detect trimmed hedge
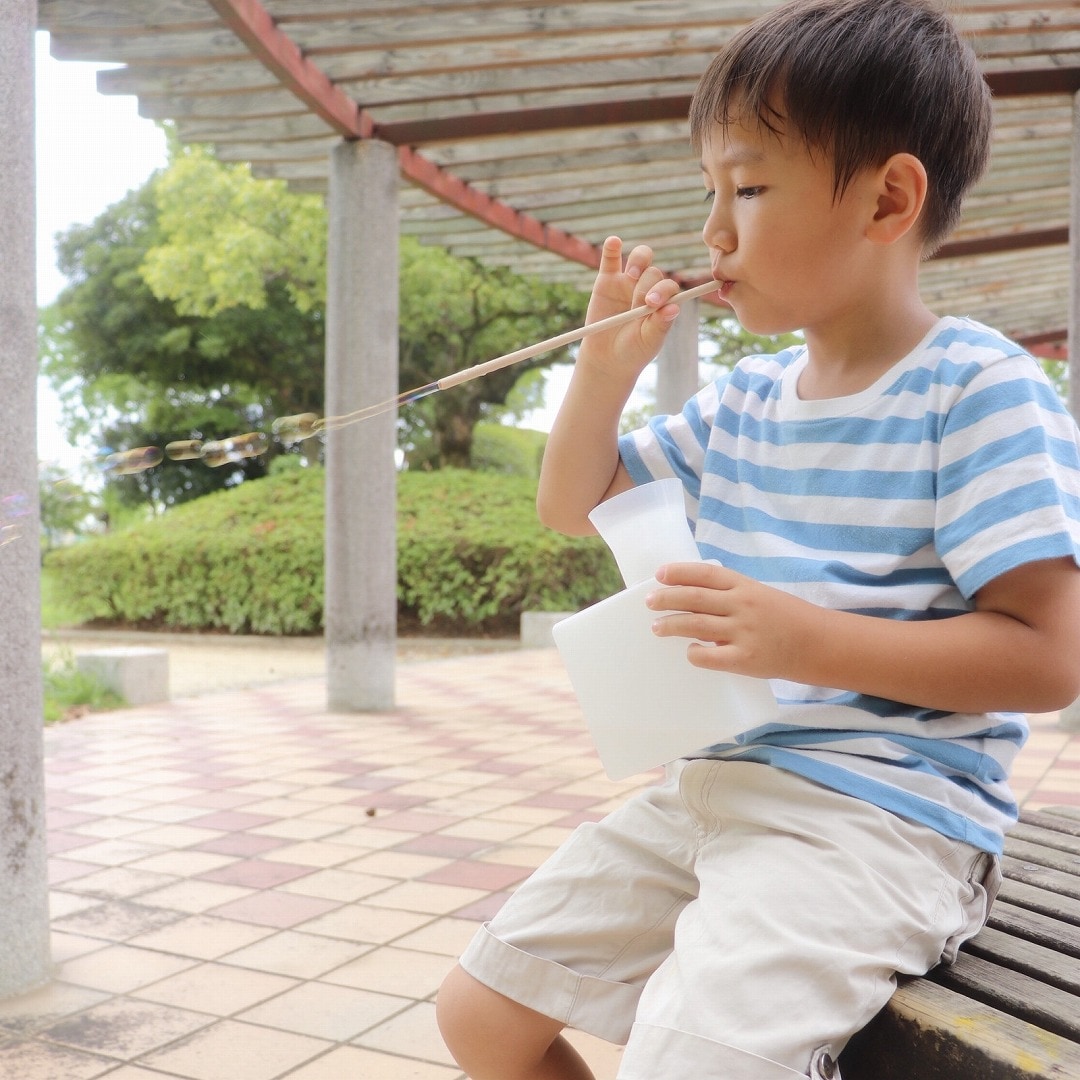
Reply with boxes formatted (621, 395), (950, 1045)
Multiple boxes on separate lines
(46, 467), (622, 635)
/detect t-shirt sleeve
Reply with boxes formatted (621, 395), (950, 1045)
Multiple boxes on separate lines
(618, 377), (728, 517)
(934, 354), (1080, 598)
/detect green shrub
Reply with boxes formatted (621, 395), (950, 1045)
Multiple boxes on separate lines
(42, 651), (125, 723)
(470, 423), (547, 478)
(45, 467), (621, 635)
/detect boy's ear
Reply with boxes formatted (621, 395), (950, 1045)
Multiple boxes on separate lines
(866, 153), (928, 246)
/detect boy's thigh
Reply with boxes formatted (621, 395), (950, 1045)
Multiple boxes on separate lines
(625, 762), (993, 1078)
(460, 766), (702, 1044)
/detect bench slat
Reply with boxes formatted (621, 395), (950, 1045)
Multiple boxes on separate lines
(999, 866), (1080, 916)
(963, 925), (1080, 995)
(839, 977), (1080, 1080)
(1019, 808), (1080, 839)
(1008, 822), (1080, 858)
(930, 952), (1080, 1041)
(987, 900), (1080, 960)
(1005, 837), (1080, 878)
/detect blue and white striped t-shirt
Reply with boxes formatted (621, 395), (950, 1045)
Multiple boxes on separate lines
(619, 316), (1080, 854)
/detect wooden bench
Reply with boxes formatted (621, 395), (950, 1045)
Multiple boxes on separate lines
(840, 806), (1080, 1079)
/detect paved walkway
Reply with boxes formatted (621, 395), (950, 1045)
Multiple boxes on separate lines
(4, 646), (1080, 1080)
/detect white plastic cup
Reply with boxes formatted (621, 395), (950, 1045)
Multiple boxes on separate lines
(588, 477), (700, 587)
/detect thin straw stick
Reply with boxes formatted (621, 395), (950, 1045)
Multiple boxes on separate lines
(316, 279), (720, 433)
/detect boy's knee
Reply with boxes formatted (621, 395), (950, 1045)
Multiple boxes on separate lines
(437, 964), (567, 1078)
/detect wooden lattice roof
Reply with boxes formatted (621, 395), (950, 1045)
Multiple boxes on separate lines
(37, 0), (1080, 350)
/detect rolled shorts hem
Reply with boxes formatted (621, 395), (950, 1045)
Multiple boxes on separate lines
(619, 1022), (818, 1079)
(459, 922), (638, 1045)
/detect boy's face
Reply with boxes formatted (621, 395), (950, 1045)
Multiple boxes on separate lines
(699, 113), (877, 338)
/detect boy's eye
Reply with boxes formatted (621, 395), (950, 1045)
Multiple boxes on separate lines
(703, 189), (715, 203)
(736, 186), (764, 199)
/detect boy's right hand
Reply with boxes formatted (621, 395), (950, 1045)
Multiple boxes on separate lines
(578, 236), (683, 380)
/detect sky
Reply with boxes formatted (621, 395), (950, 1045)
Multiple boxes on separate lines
(35, 32), (168, 470)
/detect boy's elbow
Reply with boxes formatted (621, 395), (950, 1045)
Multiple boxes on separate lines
(535, 492), (592, 537)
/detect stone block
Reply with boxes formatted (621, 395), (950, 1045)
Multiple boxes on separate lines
(76, 647), (169, 706)
(520, 611), (572, 649)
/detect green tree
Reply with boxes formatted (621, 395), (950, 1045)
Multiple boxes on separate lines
(142, 143), (587, 469)
(41, 180), (324, 508)
(38, 464), (97, 553)
(43, 140), (590, 489)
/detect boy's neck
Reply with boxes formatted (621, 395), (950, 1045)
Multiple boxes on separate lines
(797, 278), (938, 402)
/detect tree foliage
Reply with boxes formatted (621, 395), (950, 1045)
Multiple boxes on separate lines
(40, 140), (588, 505)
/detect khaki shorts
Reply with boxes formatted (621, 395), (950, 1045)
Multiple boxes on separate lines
(460, 759), (999, 1080)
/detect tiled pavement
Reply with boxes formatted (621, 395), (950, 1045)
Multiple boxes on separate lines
(4, 647), (1080, 1080)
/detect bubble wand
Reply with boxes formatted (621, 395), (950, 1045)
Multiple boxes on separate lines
(314, 279), (720, 433)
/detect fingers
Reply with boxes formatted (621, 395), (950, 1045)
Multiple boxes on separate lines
(598, 237), (679, 314)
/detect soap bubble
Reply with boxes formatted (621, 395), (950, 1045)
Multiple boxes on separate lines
(165, 440), (203, 461)
(201, 432), (268, 467)
(102, 446), (164, 475)
(271, 413), (320, 446)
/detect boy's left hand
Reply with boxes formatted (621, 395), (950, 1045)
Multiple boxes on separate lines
(646, 562), (814, 680)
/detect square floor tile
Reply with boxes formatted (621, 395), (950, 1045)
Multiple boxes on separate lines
(295, 903), (433, 945)
(43, 997), (213, 1059)
(50, 900), (187, 944)
(237, 980), (408, 1041)
(59, 866), (179, 901)
(395, 918), (481, 958)
(197, 859), (314, 889)
(223, 930), (372, 979)
(127, 914), (275, 960)
(284, 1043), (463, 1079)
(58, 943), (195, 993)
(0, 982), (109, 1036)
(206, 889), (340, 929)
(143, 1018), (330, 1080)
(137, 879), (256, 915)
(355, 1001), (457, 1067)
(277, 868), (390, 902)
(0, 1038), (116, 1080)
(323, 946), (453, 1000)
(134, 961), (297, 1015)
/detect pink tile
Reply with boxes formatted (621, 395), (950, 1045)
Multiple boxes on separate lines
(195, 833), (291, 857)
(519, 793), (600, 810)
(185, 810), (279, 831)
(451, 891), (513, 922)
(421, 860), (532, 891)
(392, 835), (490, 859)
(208, 890), (342, 928)
(377, 811), (462, 835)
(47, 832), (101, 855)
(199, 859), (316, 889)
(48, 859), (102, 885)
(179, 791), (262, 810)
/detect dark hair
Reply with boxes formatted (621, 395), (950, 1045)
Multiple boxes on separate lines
(689, 0), (992, 252)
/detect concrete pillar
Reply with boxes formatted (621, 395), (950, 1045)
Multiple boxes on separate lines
(655, 297), (701, 414)
(0, 0), (52, 999)
(324, 139), (398, 711)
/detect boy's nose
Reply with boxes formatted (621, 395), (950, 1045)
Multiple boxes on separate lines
(702, 206), (735, 254)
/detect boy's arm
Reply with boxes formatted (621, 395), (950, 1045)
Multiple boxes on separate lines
(648, 556), (1080, 714)
(537, 236), (683, 535)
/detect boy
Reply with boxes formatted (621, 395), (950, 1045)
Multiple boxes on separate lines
(437, 2), (1080, 1077)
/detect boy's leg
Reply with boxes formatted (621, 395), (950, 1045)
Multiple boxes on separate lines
(438, 764), (701, 1074)
(617, 761), (998, 1079)
(437, 965), (594, 1080)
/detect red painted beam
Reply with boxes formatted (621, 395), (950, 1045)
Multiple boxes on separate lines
(204, 0), (371, 139)
(204, 0), (612, 275)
